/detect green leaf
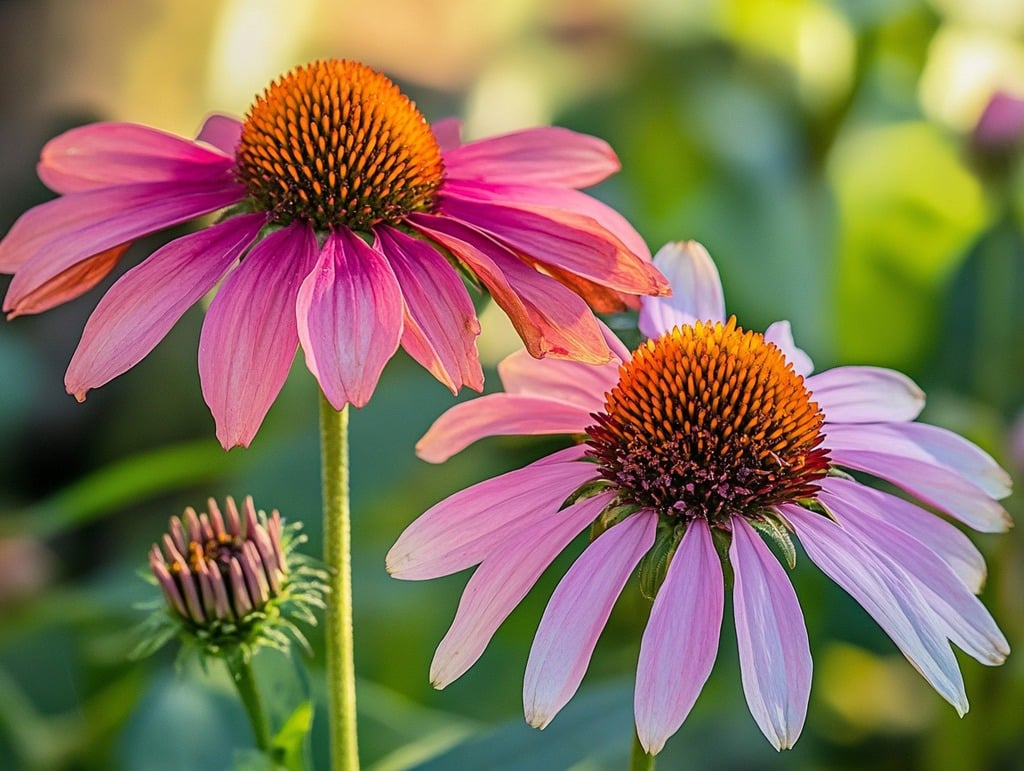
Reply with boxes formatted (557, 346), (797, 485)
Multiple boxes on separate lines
(262, 701), (312, 771)
(829, 121), (991, 368)
(0, 439), (257, 538)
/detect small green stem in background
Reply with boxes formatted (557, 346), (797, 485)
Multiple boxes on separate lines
(630, 729), (655, 771)
(226, 654), (270, 752)
(319, 393), (359, 770)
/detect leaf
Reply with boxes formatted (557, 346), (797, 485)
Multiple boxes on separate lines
(271, 702), (314, 771)
(0, 439), (259, 538)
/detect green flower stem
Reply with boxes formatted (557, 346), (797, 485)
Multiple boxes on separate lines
(319, 393), (360, 770)
(630, 730), (655, 771)
(226, 653), (271, 752)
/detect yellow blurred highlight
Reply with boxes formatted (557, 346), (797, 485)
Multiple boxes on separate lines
(818, 642), (936, 739)
(206, 0), (320, 116)
(720, 0), (855, 111)
(928, 0), (1024, 31)
(920, 26), (1024, 131)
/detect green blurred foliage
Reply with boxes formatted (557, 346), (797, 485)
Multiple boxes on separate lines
(1, 0), (1023, 769)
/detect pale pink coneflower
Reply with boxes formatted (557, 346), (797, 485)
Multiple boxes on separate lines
(388, 241), (1011, 754)
(0, 59), (667, 448)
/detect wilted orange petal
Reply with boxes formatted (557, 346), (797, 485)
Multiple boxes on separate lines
(6, 243), (129, 319)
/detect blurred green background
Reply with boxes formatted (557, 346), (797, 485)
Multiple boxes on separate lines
(1, 0), (1023, 768)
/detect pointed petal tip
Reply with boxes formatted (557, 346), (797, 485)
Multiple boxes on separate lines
(524, 709), (552, 730)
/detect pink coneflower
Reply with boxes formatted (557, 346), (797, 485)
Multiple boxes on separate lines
(0, 59), (667, 448)
(388, 241), (1011, 754)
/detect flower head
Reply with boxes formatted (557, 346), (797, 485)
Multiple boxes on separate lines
(0, 59), (667, 448)
(388, 241), (1011, 754)
(141, 496), (324, 660)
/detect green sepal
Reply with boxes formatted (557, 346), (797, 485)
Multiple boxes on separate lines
(710, 525), (735, 591)
(559, 478), (612, 512)
(800, 498), (838, 522)
(638, 520), (683, 601)
(590, 499), (644, 541)
(749, 514), (798, 570)
(826, 467), (857, 482)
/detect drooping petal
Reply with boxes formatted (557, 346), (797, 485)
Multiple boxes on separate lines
(37, 122), (234, 194)
(375, 225), (483, 394)
(818, 476), (987, 593)
(763, 320), (813, 377)
(819, 486), (1008, 665)
(431, 117), (462, 152)
(6, 244), (128, 318)
(2, 177), (245, 298)
(730, 517), (811, 750)
(199, 222), (318, 449)
(410, 214), (612, 364)
(635, 518), (723, 754)
(444, 126), (620, 188)
(415, 393), (595, 464)
(826, 422), (1011, 499)
(66, 213), (266, 399)
(429, 490), (617, 688)
(780, 504), (968, 715)
(443, 180), (652, 269)
(439, 195), (667, 297)
(524, 511), (657, 729)
(195, 114), (243, 155)
(496, 347), (619, 411)
(296, 229), (404, 409)
(826, 427), (1011, 532)
(638, 241), (726, 339)
(387, 446), (594, 580)
(809, 366), (925, 423)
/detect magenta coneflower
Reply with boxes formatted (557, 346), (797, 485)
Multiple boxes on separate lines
(388, 241), (1011, 754)
(0, 59), (667, 448)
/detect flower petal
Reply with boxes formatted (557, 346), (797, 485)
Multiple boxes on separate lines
(38, 122), (234, 194)
(496, 346), (620, 411)
(809, 366), (925, 423)
(439, 195), (667, 297)
(199, 222), (318, 449)
(524, 511), (657, 729)
(444, 126), (619, 188)
(819, 483), (1008, 665)
(443, 180), (652, 269)
(429, 490), (616, 688)
(826, 422), (1010, 499)
(415, 393), (595, 464)
(2, 177), (245, 299)
(634, 518), (723, 754)
(386, 446), (594, 580)
(66, 213), (266, 400)
(410, 214), (612, 364)
(376, 225), (483, 394)
(763, 320), (813, 377)
(638, 241), (726, 339)
(431, 117), (462, 152)
(780, 504), (968, 715)
(296, 229), (404, 409)
(818, 477), (987, 593)
(7, 244), (128, 318)
(730, 517), (811, 750)
(195, 114), (243, 155)
(826, 424), (1011, 532)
